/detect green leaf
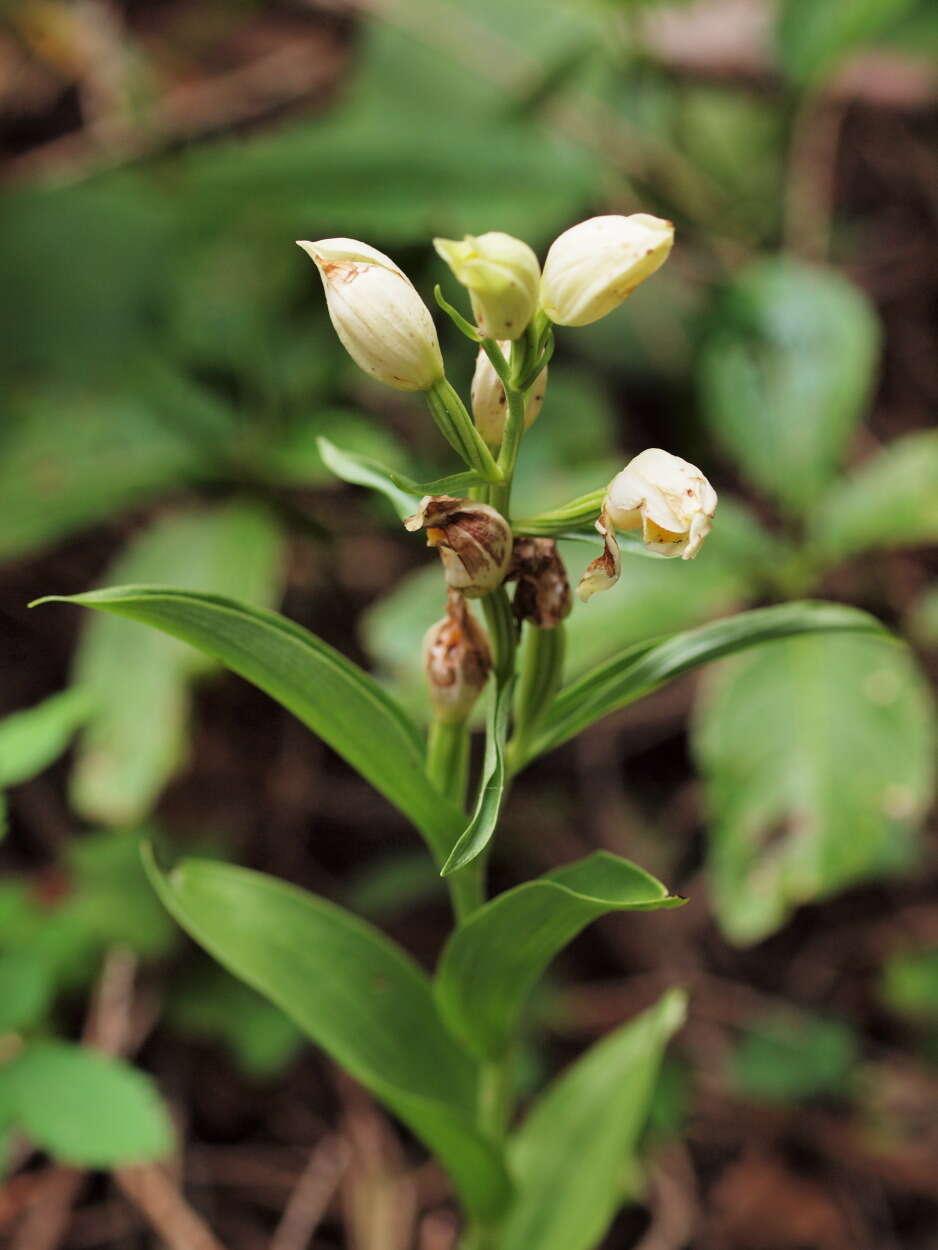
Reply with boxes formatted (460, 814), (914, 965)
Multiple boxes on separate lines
(697, 258), (879, 514)
(145, 852), (511, 1219)
(731, 1011), (858, 1102)
(0, 371), (231, 560)
(318, 437), (482, 521)
(36, 588), (463, 864)
(500, 989), (687, 1250)
(69, 503), (284, 826)
(0, 689), (90, 790)
(0, 952), (54, 1033)
(0, 1040), (172, 1167)
(813, 430), (938, 560)
(880, 947), (938, 1021)
(436, 852), (683, 1058)
(693, 633), (935, 945)
(523, 601), (886, 766)
(441, 674), (515, 876)
(776, 0), (918, 85)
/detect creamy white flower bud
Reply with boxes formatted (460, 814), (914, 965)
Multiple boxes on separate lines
(470, 345), (547, 450)
(578, 448), (717, 601)
(423, 592), (492, 723)
(540, 214), (674, 328)
(404, 496), (513, 598)
(434, 232), (540, 340)
(297, 238), (444, 391)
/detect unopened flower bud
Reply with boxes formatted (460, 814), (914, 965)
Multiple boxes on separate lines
(508, 538), (571, 628)
(423, 592), (491, 723)
(434, 232), (540, 340)
(297, 238), (444, 391)
(578, 448), (717, 601)
(470, 345), (547, 450)
(404, 496), (512, 598)
(540, 214), (674, 327)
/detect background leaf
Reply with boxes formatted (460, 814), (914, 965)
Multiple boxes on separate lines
(812, 430), (938, 559)
(499, 989), (687, 1250)
(693, 633), (935, 945)
(39, 588), (464, 863)
(69, 502), (284, 826)
(147, 854), (511, 1220)
(776, 0), (919, 84)
(436, 852), (682, 1057)
(0, 689), (90, 791)
(697, 259), (879, 515)
(0, 1040), (172, 1167)
(0, 952), (54, 1034)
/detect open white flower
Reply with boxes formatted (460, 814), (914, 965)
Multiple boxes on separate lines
(434, 231), (540, 340)
(540, 214), (674, 327)
(297, 238), (444, 391)
(578, 449), (717, 601)
(470, 344), (547, 450)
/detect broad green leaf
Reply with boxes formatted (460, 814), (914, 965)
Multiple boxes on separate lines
(813, 430), (938, 559)
(69, 503), (284, 826)
(693, 633), (935, 945)
(36, 588), (463, 863)
(777, 0), (918, 84)
(500, 989), (687, 1250)
(0, 370), (231, 560)
(146, 853), (511, 1219)
(436, 852), (683, 1057)
(0, 952), (54, 1033)
(523, 601), (886, 765)
(731, 1011), (858, 1101)
(441, 674), (515, 876)
(318, 437), (482, 521)
(697, 259), (879, 514)
(0, 689), (90, 789)
(0, 1040), (172, 1166)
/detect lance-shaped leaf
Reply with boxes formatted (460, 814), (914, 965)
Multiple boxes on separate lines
(35, 588), (463, 863)
(145, 852), (511, 1220)
(318, 437), (482, 521)
(519, 601), (887, 766)
(500, 989), (687, 1250)
(0, 688), (91, 841)
(436, 852), (683, 1057)
(441, 674), (515, 876)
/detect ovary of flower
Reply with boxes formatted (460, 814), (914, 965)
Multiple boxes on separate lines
(578, 449), (718, 602)
(470, 345), (547, 450)
(297, 238), (444, 391)
(540, 214), (674, 328)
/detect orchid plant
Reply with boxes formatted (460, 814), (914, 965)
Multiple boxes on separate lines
(37, 215), (887, 1249)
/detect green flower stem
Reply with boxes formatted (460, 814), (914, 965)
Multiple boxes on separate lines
(510, 622), (565, 770)
(426, 716), (483, 922)
(426, 378), (504, 484)
(481, 587), (517, 683)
